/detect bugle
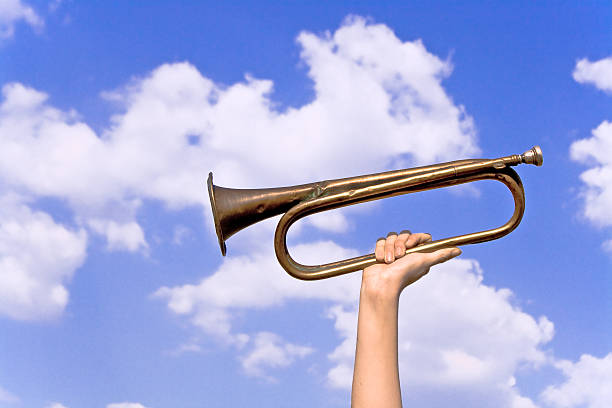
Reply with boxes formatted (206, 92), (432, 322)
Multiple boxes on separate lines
(207, 146), (543, 280)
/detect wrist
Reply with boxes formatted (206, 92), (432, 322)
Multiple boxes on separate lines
(360, 270), (402, 305)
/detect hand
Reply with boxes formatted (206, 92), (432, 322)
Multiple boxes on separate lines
(362, 231), (462, 299)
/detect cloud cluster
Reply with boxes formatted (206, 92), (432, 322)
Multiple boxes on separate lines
(571, 56), (612, 250)
(0, 0), (42, 39)
(158, 234), (555, 405)
(156, 240), (361, 343)
(0, 16), (476, 321)
(156, 240), (360, 381)
(0, 12), (607, 408)
(0, 15), (561, 405)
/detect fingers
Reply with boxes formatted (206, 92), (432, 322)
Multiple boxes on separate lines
(419, 247), (462, 269)
(375, 231), (456, 267)
(394, 230), (411, 258)
(375, 238), (386, 262)
(394, 232), (432, 258)
(405, 232), (432, 249)
(376, 231), (433, 263)
(384, 232), (398, 263)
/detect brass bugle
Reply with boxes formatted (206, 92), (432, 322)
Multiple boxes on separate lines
(207, 146), (543, 281)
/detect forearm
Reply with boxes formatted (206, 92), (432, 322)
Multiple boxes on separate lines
(350, 232), (459, 407)
(351, 281), (402, 408)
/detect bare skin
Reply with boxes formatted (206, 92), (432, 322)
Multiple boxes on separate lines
(351, 231), (461, 408)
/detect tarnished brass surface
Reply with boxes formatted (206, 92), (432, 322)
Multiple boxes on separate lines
(207, 146), (543, 280)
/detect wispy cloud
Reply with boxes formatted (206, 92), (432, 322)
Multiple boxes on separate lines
(0, 384), (18, 403)
(240, 332), (314, 381)
(0, 0), (42, 39)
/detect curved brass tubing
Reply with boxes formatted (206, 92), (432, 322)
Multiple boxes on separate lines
(208, 146), (542, 280)
(274, 167), (524, 280)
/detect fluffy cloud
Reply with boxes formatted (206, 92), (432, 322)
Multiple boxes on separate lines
(0, 194), (87, 320)
(541, 353), (612, 408)
(155, 240), (361, 340)
(0, 16), (477, 321)
(0, 0), (42, 38)
(240, 332), (314, 381)
(570, 121), (612, 229)
(87, 218), (147, 252)
(572, 56), (612, 249)
(0, 15), (477, 220)
(573, 57), (612, 93)
(47, 403), (69, 408)
(327, 259), (553, 407)
(158, 235), (554, 405)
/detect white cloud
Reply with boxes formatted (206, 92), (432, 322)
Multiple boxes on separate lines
(156, 239), (358, 377)
(0, 16), (478, 320)
(570, 120), (612, 230)
(571, 57), (612, 245)
(107, 404), (148, 408)
(158, 238), (553, 406)
(240, 331), (314, 381)
(541, 353), (612, 408)
(155, 240), (361, 343)
(87, 218), (147, 252)
(327, 259), (552, 407)
(572, 56), (612, 248)
(304, 211), (350, 233)
(0, 0), (42, 38)
(0, 16), (477, 208)
(0, 194), (87, 320)
(573, 57), (612, 93)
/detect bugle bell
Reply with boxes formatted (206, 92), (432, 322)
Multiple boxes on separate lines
(207, 146), (543, 281)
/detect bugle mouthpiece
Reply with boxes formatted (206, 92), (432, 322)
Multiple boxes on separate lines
(521, 146), (543, 166)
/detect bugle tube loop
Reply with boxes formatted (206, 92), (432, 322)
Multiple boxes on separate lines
(275, 166), (524, 280)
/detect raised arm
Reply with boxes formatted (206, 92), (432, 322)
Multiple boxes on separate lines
(351, 231), (461, 408)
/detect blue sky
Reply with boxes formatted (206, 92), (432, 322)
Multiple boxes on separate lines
(0, 1), (611, 407)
